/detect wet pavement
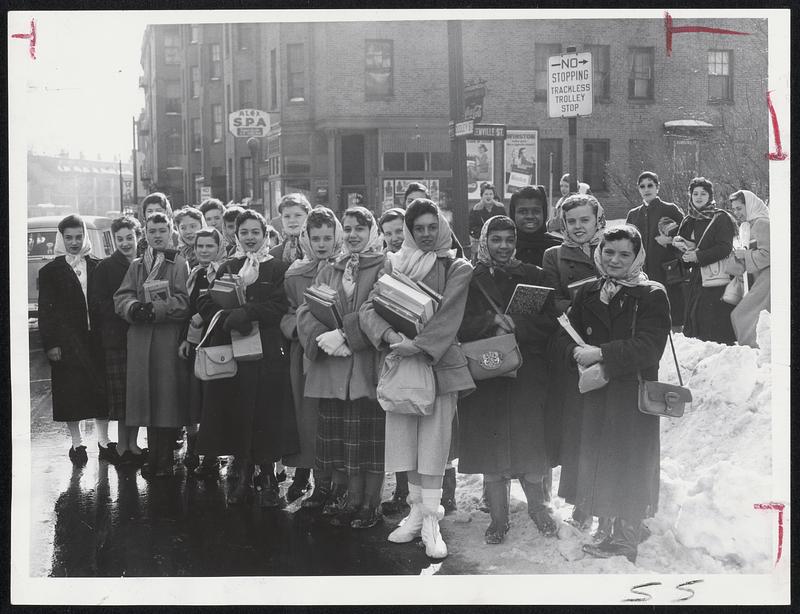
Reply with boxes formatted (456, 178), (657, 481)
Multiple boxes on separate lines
(27, 329), (468, 577)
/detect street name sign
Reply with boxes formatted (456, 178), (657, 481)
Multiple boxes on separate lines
(548, 52), (593, 118)
(454, 119), (475, 137)
(473, 123), (506, 139)
(228, 108), (270, 138)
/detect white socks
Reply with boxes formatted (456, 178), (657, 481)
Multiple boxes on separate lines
(66, 421), (84, 449)
(95, 419), (110, 447)
(421, 487), (448, 559)
(388, 483), (423, 543)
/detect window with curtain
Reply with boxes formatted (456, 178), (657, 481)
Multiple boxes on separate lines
(586, 44), (611, 101)
(287, 43), (305, 102)
(628, 47), (654, 100)
(210, 43), (222, 79)
(708, 50), (733, 102)
(190, 66), (200, 98)
(365, 40), (393, 98)
(165, 80), (181, 114)
(534, 43), (562, 101)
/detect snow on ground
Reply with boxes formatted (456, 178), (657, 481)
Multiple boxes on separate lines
(440, 313), (773, 574)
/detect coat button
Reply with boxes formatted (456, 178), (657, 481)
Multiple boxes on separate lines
(586, 326), (592, 335)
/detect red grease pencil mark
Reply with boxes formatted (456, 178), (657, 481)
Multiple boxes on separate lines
(766, 91), (788, 161)
(11, 18), (36, 60)
(664, 11), (749, 57)
(753, 502), (785, 565)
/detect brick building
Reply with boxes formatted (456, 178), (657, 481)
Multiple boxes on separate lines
(138, 16), (768, 233)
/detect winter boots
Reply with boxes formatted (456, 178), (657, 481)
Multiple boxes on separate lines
(286, 467), (311, 503)
(381, 471), (410, 515)
(519, 476), (557, 536)
(420, 488), (448, 558)
(582, 517), (641, 564)
(388, 483), (423, 543)
(484, 479), (510, 545)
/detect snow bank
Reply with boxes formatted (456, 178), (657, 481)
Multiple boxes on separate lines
(439, 313), (773, 574)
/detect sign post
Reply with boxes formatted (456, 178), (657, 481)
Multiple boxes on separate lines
(548, 48), (592, 193)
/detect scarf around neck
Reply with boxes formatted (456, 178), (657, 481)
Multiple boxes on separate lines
(388, 208), (456, 282)
(561, 201), (607, 257)
(593, 239), (649, 305)
(287, 211), (344, 278)
(338, 218), (383, 299)
(234, 236), (273, 287)
(186, 238), (227, 296)
(475, 215), (521, 274)
(54, 221), (93, 270)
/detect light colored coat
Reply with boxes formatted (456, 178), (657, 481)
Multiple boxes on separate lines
(729, 217), (770, 347)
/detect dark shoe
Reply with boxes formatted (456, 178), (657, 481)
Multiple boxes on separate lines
(441, 467), (457, 514)
(226, 461), (253, 505)
(350, 506), (382, 529)
(484, 479), (510, 545)
(329, 505), (358, 527)
(193, 457), (220, 479)
(254, 472), (283, 509)
(173, 427), (185, 450)
(584, 518), (640, 563)
(286, 467), (311, 502)
(592, 516), (614, 543)
(184, 434), (199, 470)
(380, 490), (410, 515)
(98, 442), (121, 464)
(321, 486), (348, 517)
(566, 507), (593, 532)
(68, 445), (88, 466)
(301, 479), (332, 510)
(117, 450), (137, 466)
(276, 469), (287, 483)
(519, 476), (557, 537)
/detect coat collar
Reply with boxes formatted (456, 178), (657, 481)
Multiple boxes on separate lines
(581, 282), (649, 330)
(558, 244), (594, 263)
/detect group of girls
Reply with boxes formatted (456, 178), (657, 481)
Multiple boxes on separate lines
(39, 171), (769, 565)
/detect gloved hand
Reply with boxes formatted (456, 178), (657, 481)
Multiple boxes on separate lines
(130, 302), (153, 323)
(223, 307), (253, 335)
(331, 344), (352, 357)
(316, 329), (347, 356)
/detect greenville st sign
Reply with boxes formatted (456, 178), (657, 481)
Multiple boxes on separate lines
(228, 109), (270, 138)
(547, 52), (593, 118)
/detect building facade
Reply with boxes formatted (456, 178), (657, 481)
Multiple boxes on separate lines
(138, 17), (768, 233)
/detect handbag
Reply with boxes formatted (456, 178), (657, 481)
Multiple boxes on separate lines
(230, 321), (263, 361)
(377, 352), (436, 416)
(695, 214), (734, 288)
(661, 258), (690, 285)
(631, 299), (692, 418)
(459, 278), (523, 380)
(194, 310), (238, 381)
(721, 275), (745, 305)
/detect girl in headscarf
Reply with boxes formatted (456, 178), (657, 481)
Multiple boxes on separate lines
(296, 206), (386, 529)
(178, 227), (228, 475)
(40, 214), (110, 465)
(114, 212), (191, 477)
(559, 224), (670, 564)
(270, 193), (312, 264)
(457, 215), (559, 545)
(174, 206), (206, 269)
(727, 190), (770, 347)
(361, 199), (474, 558)
(196, 210), (299, 506)
(281, 207), (344, 507)
(674, 177), (738, 345)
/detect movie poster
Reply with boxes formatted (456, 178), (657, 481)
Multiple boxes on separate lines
(466, 139), (493, 200)
(504, 130), (538, 198)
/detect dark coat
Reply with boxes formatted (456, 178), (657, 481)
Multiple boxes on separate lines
(468, 203), (507, 239)
(626, 198), (686, 324)
(514, 229), (563, 268)
(196, 257), (299, 462)
(88, 250), (132, 350)
(541, 244), (597, 314)
(38, 256), (107, 421)
(562, 280), (670, 522)
(677, 212), (737, 345)
(269, 239), (303, 263)
(457, 262), (558, 476)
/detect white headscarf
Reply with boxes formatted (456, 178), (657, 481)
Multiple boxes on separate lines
(186, 228), (228, 296)
(337, 209), (383, 299)
(233, 234), (273, 287)
(388, 205), (456, 282)
(593, 229), (649, 305)
(54, 219), (93, 270)
(286, 207), (344, 278)
(561, 197), (607, 257)
(736, 190), (769, 248)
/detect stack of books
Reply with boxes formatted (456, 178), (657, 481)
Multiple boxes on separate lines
(303, 284), (343, 330)
(372, 272), (439, 339)
(211, 274), (246, 309)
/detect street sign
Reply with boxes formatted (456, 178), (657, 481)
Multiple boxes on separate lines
(454, 119), (474, 137)
(464, 85), (486, 122)
(448, 121), (455, 140)
(548, 51), (593, 118)
(228, 108), (270, 138)
(200, 186), (212, 200)
(473, 123), (506, 139)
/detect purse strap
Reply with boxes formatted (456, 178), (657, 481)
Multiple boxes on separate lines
(631, 296), (684, 387)
(474, 276), (505, 317)
(197, 310), (225, 349)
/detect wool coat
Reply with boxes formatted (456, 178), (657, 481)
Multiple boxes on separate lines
(38, 255), (107, 421)
(626, 197), (686, 324)
(113, 250), (191, 427)
(677, 212), (737, 345)
(297, 253), (385, 401)
(456, 262), (558, 476)
(196, 257), (299, 462)
(88, 250), (132, 351)
(560, 280), (670, 522)
(729, 217), (770, 348)
(542, 244), (597, 314)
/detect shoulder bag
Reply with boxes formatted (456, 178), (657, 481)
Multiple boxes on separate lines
(697, 214), (734, 287)
(632, 299), (692, 418)
(460, 277), (522, 380)
(194, 310), (238, 381)
(377, 352), (436, 416)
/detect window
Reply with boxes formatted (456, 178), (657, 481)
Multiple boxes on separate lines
(270, 49), (278, 109)
(628, 47), (654, 100)
(586, 44), (610, 101)
(708, 50), (732, 102)
(406, 152), (427, 172)
(210, 43), (222, 79)
(164, 31), (180, 64)
(535, 43), (561, 101)
(381, 152), (432, 172)
(191, 118), (201, 151)
(212, 104), (223, 142)
(190, 66), (200, 98)
(365, 40), (393, 98)
(239, 79), (254, 109)
(287, 43), (305, 102)
(166, 131), (182, 168)
(165, 80), (181, 114)
(583, 139), (610, 192)
(237, 24), (253, 50)
(430, 152), (451, 171)
(674, 139), (699, 180)
(190, 25), (200, 44)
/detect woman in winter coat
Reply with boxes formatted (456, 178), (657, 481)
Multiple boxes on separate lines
(561, 224), (670, 564)
(361, 199), (474, 559)
(113, 212), (191, 477)
(196, 210), (299, 507)
(39, 214), (111, 464)
(296, 206), (386, 529)
(728, 190), (770, 348)
(281, 207), (344, 508)
(673, 177), (737, 345)
(89, 215), (143, 464)
(457, 215), (559, 545)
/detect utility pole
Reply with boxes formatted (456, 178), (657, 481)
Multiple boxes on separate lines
(118, 159), (124, 212)
(566, 46), (579, 194)
(447, 20), (468, 246)
(132, 116), (138, 210)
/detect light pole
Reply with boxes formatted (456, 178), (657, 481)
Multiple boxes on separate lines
(247, 137), (260, 213)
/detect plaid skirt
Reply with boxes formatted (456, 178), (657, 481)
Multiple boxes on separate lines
(316, 397), (385, 474)
(104, 348), (128, 421)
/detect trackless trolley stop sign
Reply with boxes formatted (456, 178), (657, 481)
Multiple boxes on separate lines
(228, 108), (270, 138)
(548, 52), (593, 118)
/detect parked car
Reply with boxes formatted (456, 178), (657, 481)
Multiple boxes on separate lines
(28, 215), (115, 321)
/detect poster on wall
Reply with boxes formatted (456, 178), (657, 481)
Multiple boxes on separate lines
(466, 139), (493, 200)
(387, 179), (441, 209)
(382, 179), (395, 211)
(504, 130), (538, 199)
